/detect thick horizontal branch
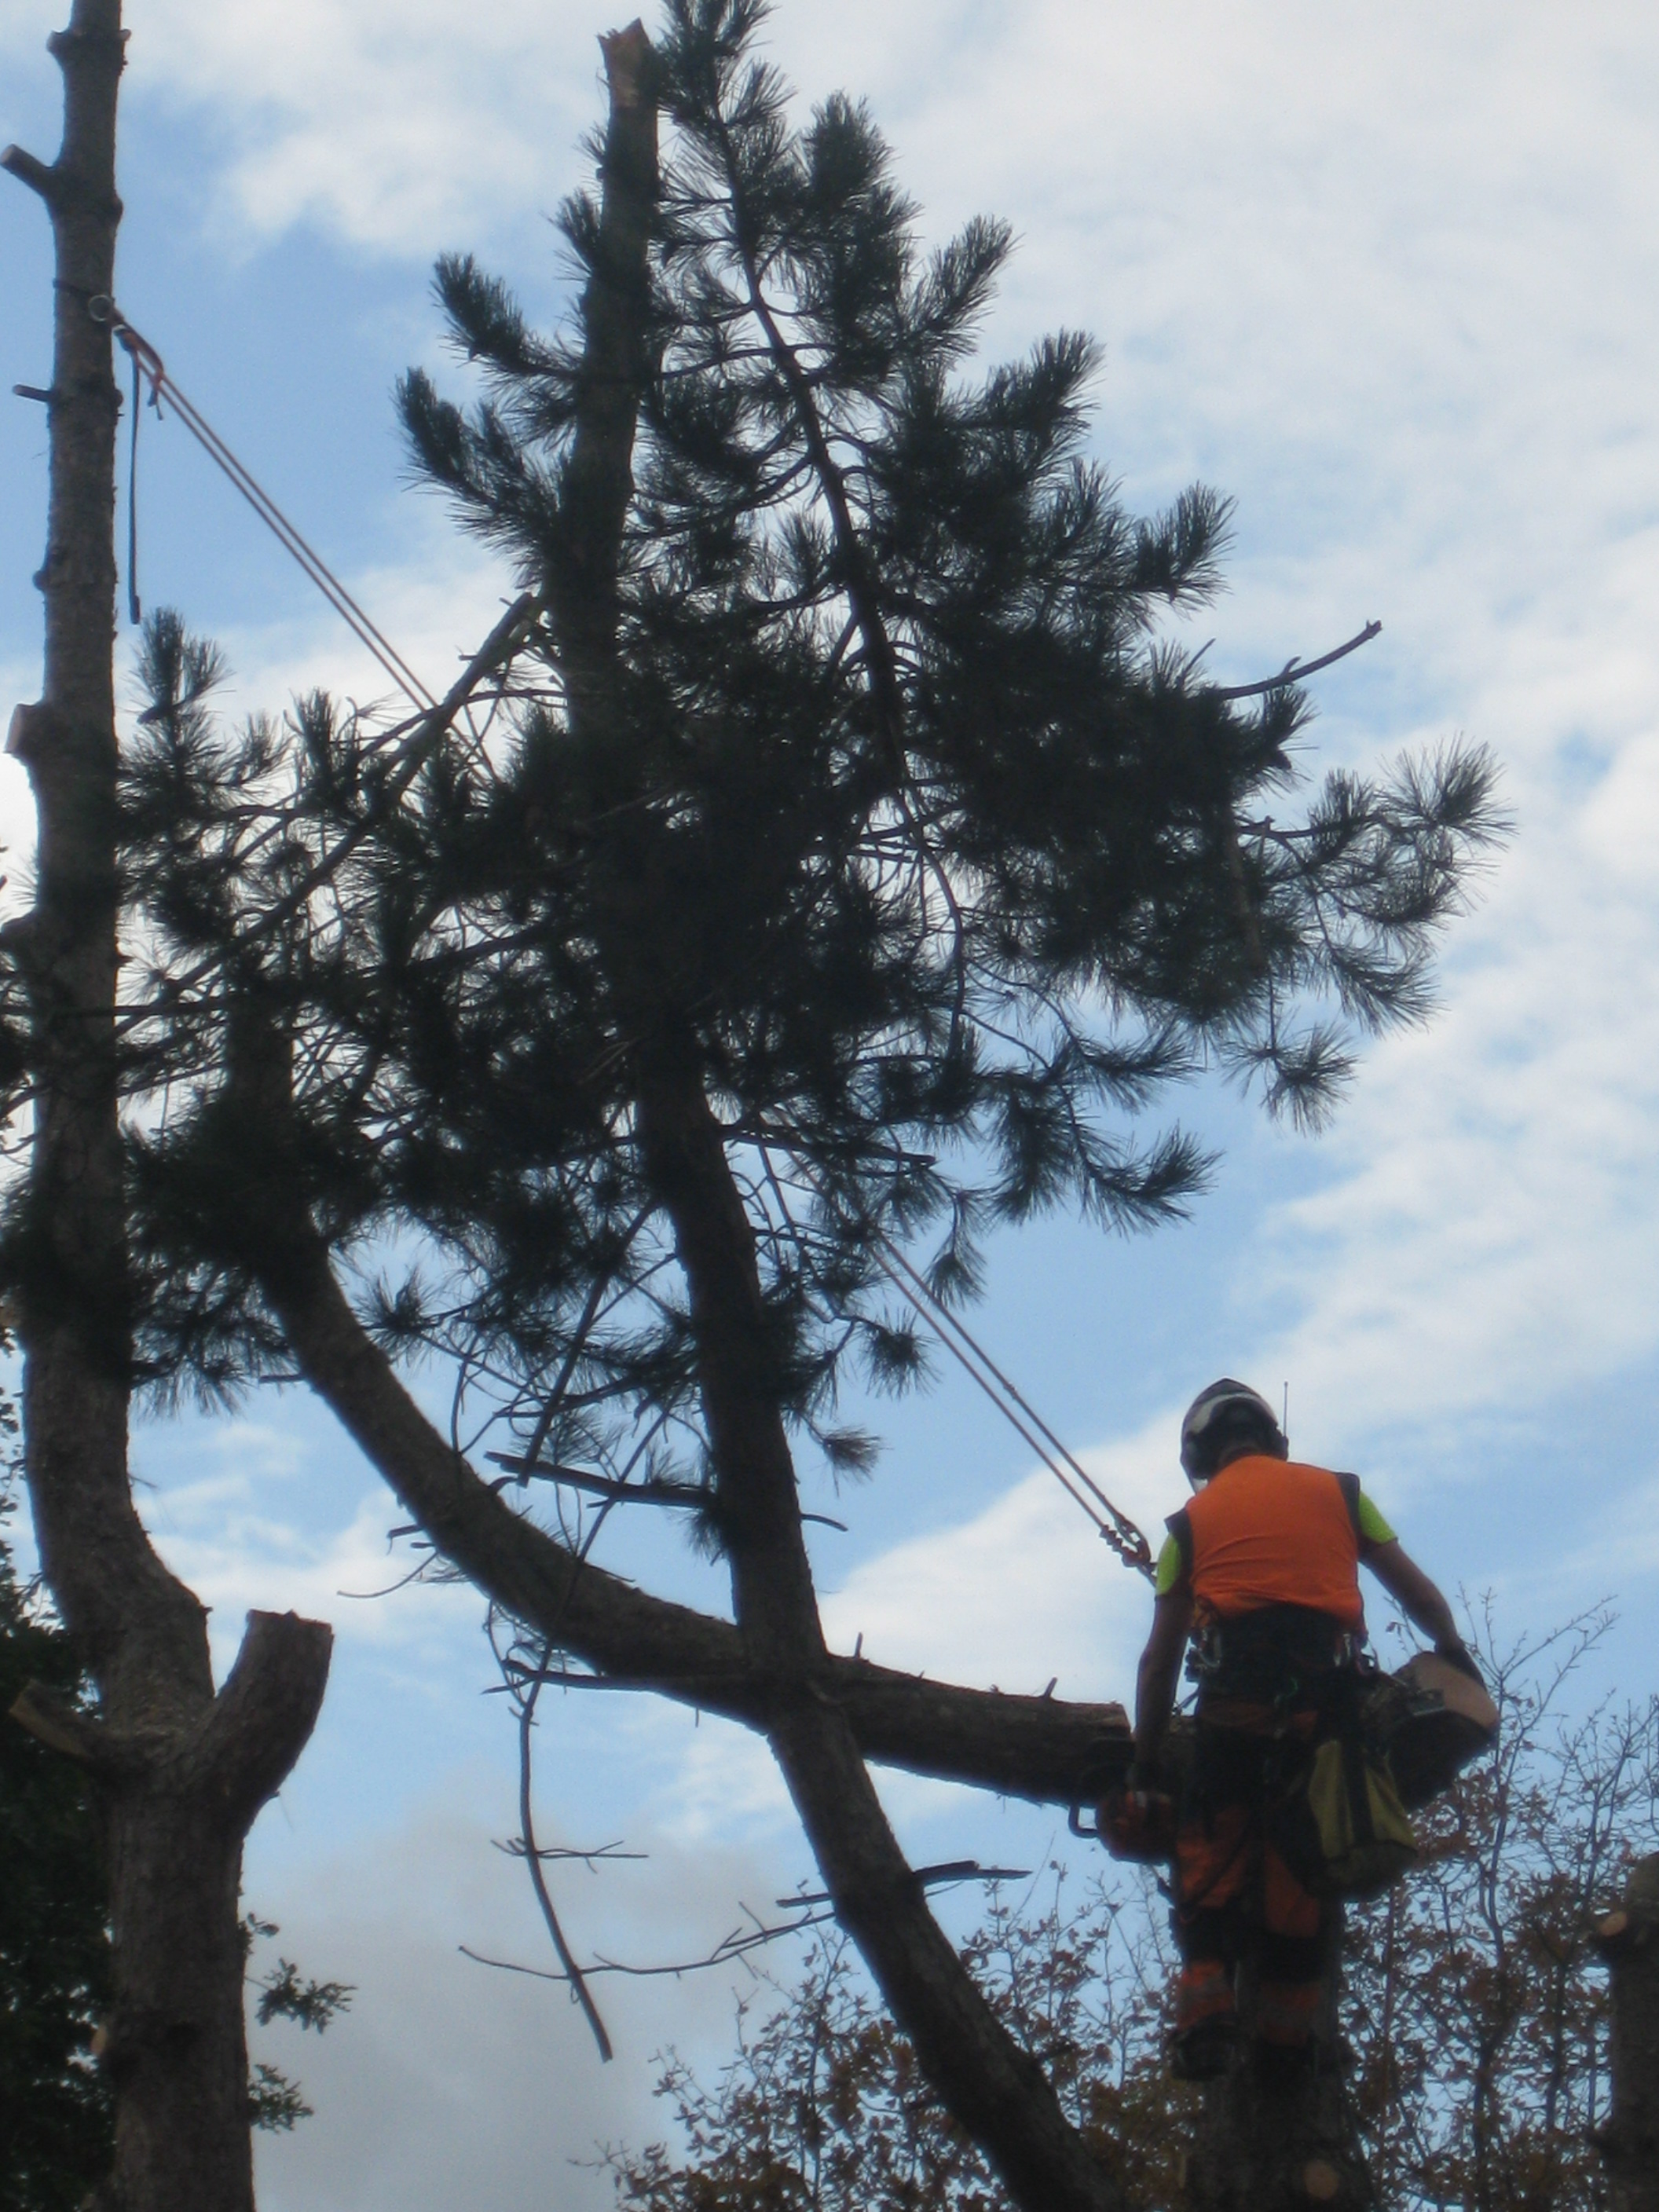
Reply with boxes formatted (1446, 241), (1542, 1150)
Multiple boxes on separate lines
(264, 1242), (1130, 1806)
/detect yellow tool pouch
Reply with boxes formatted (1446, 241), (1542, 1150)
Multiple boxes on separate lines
(1273, 1727), (1418, 1898)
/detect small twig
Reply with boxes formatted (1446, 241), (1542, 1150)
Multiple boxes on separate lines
(1212, 619), (1382, 701)
(780, 1861), (1031, 1908)
(495, 1661), (760, 1694)
(496, 1837), (646, 1868)
(462, 1860), (1031, 1989)
(486, 1453), (847, 1529)
(517, 1662), (614, 2060)
(461, 1906), (835, 1985)
(336, 1552), (452, 1602)
(488, 1452), (704, 1507)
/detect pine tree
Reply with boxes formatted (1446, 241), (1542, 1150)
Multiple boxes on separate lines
(49, 6), (1503, 2206)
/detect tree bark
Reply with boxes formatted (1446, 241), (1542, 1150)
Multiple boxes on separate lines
(540, 40), (1119, 2199)
(1183, 1912), (1372, 2212)
(258, 1214), (1130, 1809)
(2, 10), (331, 2208)
(635, 1066), (1125, 2212)
(1595, 1853), (1659, 2212)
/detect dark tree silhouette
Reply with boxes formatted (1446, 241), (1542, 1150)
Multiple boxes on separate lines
(0, 1464), (111, 2212)
(8, 5), (1502, 2207)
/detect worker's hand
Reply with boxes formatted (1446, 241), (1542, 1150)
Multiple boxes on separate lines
(1436, 1640), (1484, 1683)
(1098, 1778), (1177, 1862)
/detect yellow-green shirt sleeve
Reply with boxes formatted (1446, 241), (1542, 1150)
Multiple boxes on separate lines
(1154, 1532), (1187, 1597)
(1357, 1490), (1397, 1547)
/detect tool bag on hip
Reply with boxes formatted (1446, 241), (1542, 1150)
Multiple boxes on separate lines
(1272, 1724), (1418, 1898)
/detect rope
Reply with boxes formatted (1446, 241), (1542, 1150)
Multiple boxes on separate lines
(867, 1227), (1154, 1576)
(783, 1149), (1155, 1577)
(96, 298), (436, 712)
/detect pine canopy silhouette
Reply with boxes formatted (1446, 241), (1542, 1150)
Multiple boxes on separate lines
(109, 0), (1497, 1489)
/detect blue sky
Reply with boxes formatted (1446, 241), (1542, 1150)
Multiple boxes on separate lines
(5, 3), (1659, 2202)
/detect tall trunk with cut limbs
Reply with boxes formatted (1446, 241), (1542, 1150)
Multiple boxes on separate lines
(635, 1068), (1122, 2212)
(2, 9), (331, 2210)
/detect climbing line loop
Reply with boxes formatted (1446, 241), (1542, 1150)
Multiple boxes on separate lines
(92, 297), (436, 712)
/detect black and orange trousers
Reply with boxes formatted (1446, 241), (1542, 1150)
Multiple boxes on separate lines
(1173, 1708), (1326, 2051)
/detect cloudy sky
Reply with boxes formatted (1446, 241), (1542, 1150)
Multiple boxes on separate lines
(5, 2), (1659, 2202)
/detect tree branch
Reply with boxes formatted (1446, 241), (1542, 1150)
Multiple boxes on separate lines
(0, 144), (60, 204)
(263, 1225), (1128, 1802)
(186, 1610), (333, 1824)
(1211, 619), (1382, 701)
(8, 1679), (159, 1773)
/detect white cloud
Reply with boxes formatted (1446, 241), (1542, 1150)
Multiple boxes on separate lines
(117, 0), (599, 256)
(821, 1437), (1163, 1705)
(109, 519), (513, 738)
(1250, 647), (1659, 1473)
(137, 1422), (480, 1668)
(665, 1711), (796, 1845)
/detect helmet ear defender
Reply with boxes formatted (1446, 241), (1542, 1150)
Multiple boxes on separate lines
(1179, 1378), (1288, 1484)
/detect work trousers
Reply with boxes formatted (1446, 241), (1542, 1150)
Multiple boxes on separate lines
(1174, 1709), (1326, 2050)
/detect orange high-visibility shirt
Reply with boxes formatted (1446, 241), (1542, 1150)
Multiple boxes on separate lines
(1170, 1454), (1364, 1627)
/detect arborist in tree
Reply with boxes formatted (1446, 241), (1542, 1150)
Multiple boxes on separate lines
(1126, 1378), (1473, 2082)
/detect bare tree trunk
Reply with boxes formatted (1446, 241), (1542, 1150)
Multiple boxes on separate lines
(636, 1066), (1122, 2212)
(2, 10), (330, 2209)
(1595, 1853), (1659, 2212)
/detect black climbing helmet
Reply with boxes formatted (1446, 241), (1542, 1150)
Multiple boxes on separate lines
(1179, 1378), (1287, 1484)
